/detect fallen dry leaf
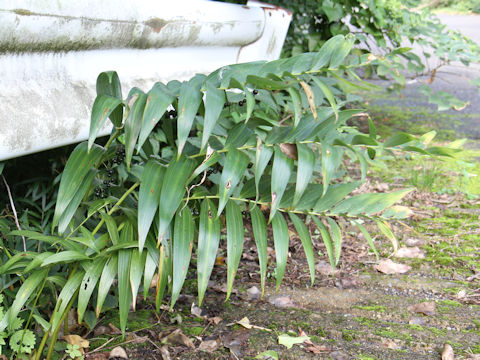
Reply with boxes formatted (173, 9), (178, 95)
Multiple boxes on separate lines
(234, 317), (272, 332)
(191, 303), (204, 317)
(163, 329), (195, 348)
(408, 301), (436, 316)
(198, 339), (220, 352)
(268, 294), (296, 308)
(63, 334), (89, 350)
(221, 329), (250, 358)
(108, 323), (122, 335)
(441, 343), (455, 360)
(375, 259), (411, 274)
(395, 247), (425, 259)
(160, 346), (171, 360)
(109, 346), (128, 359)
(208, 316), (222, 325)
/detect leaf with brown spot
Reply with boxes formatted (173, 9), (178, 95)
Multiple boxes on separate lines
(299, 81), (317, 120)
(279, 143), (298, 160)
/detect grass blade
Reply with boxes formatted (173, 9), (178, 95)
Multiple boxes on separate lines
(271, 212), (289, 292)
(170, 206), (194, 310)
(250, 206), (268, 297)
(225, 200), (244, 301)
(197, 199), (221, 306)
(138, 160), (165, 252)
(289, 213), (315, 286)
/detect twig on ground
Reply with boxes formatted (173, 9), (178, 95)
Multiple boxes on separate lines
(2, 174), (26, 251)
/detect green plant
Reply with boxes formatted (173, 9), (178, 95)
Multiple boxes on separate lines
(0, 35), (461, 358)
(269, 0), (480, 110)
(65, 344), (84, 360)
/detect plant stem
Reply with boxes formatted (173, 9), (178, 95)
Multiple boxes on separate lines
(91, 181), (140, 236)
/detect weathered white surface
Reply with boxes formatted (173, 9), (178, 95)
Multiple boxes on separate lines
(0, 0), (292, 160)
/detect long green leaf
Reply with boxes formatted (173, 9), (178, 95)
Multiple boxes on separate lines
(158, 155), (195, 241)
(138, 160), (165, 252)
(375, 219), (398, 253)
(326, 217), (342, 265)
(96, 71), (123, 127)
(293, 143), (315, 208)
(101, 212), (120, 245)
(170, 206), (194, 310)
(50, 270), (84, 334)
(96, 255), (118, 317)
(2, 269), (48, 332)
(271, 212), (289, 292)
(289, 213), (315, 286)
(88, 95), (123, 150)
(124, 90), (148, 169)
(202, 82), (225, 150)
(312, 35), (344, 70)
(197, 199), (221, 306)
(217, 148), (249, 216)
(311, 77), (338, 120)
(312, 217), (335, 272)
(314, 182), (359, 212)
(270, 147), (293, 221)
(287, 87), (302, 128)
(355, 222), (379, 260)
(77, 258), (107, 324)
(41, 251), (90, 266)
(137, 83), (174, 151)
(143, 250), (157, 300)
(321, 143), (340, 196)
(250, 206), (268, 296)
(177, 79), (203, 156)
(255, 140), (273, 202)
(118, 248), (132, 334)
(329, 34), (354, 69)
(130, 249), (147, 310)
(53, 142), (104, 231)
(225, 200), (244, 300)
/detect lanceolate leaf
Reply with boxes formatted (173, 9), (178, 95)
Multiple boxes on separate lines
(255, 140), (273, 201)
(130, 249), (147, 310)
(138, 160), (165, 252)
(314, 182), (359, 212)
(289, 213), (315, 286)
(118, 248), (132, 335)
(89, 95), (123, 150)
(250, 206), (268, 296)
(143, 249), (157, 299)
(50, 270), (84, 334)
(355, 222), (379, 260)
(271, 212), (289, 292)
(311, 77), (338, 120)
(101, 212), (120, 245)
(124, 90), (148, 169)
(321, 143), (337, 196)
(41, 251), (90, 266)
(217, 148), (249, 216)
(270, 147), (293, 222)
(375, 219), (398, 253)
(3, 269), (48, 332)
(329, 34), (354, 69)
(312, 217), (335, 271)
(293, 143), (315, 208)
(312, 35), (344, 70)
(137, 83), (174, 151)
(96, 255), (118, 317)
(326, 217), (342, 265)
(158, 155), (196, 241)
(177, 78), (203, 156)
(197, 200), (221, 306)
(53, 142), (104, 231)
(287, 87), (302, 128)
(202, 81), (225, 150)
(171, 207), (194, 310)
(225, 200), (244, 300)
(96, 71), (123, 127)
(78, 258), (107, 324)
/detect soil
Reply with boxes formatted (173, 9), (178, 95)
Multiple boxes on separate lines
(83, 188), (480, 360)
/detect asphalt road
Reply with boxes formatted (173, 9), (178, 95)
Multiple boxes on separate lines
(370, 14), (480, 139)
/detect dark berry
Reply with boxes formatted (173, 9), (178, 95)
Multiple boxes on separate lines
(107, 169), (114, 177)
(253, 89), (258, 95)
(247, 163), (253, 169)
(241, 210), (247, 216)
(238, 100), (244, 106)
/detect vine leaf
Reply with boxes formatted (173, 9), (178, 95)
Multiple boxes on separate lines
(289, 213), (315, 286)
(158, 155), (196, 241)
(270, 147), (293, 222)
(217, 148), (249, 216)
(171, 207), (194, 310)
(138, 160), (165, 252)
(250, 206), (268, 297)
(271, 212), (289, 292)
(225, 200), (244, 300)
(197, 200), (221, 306)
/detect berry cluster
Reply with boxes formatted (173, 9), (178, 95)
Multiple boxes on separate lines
(168, 109), (177, 119)
(112, 146), (125, 165)
(206, 165), (221, 176)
